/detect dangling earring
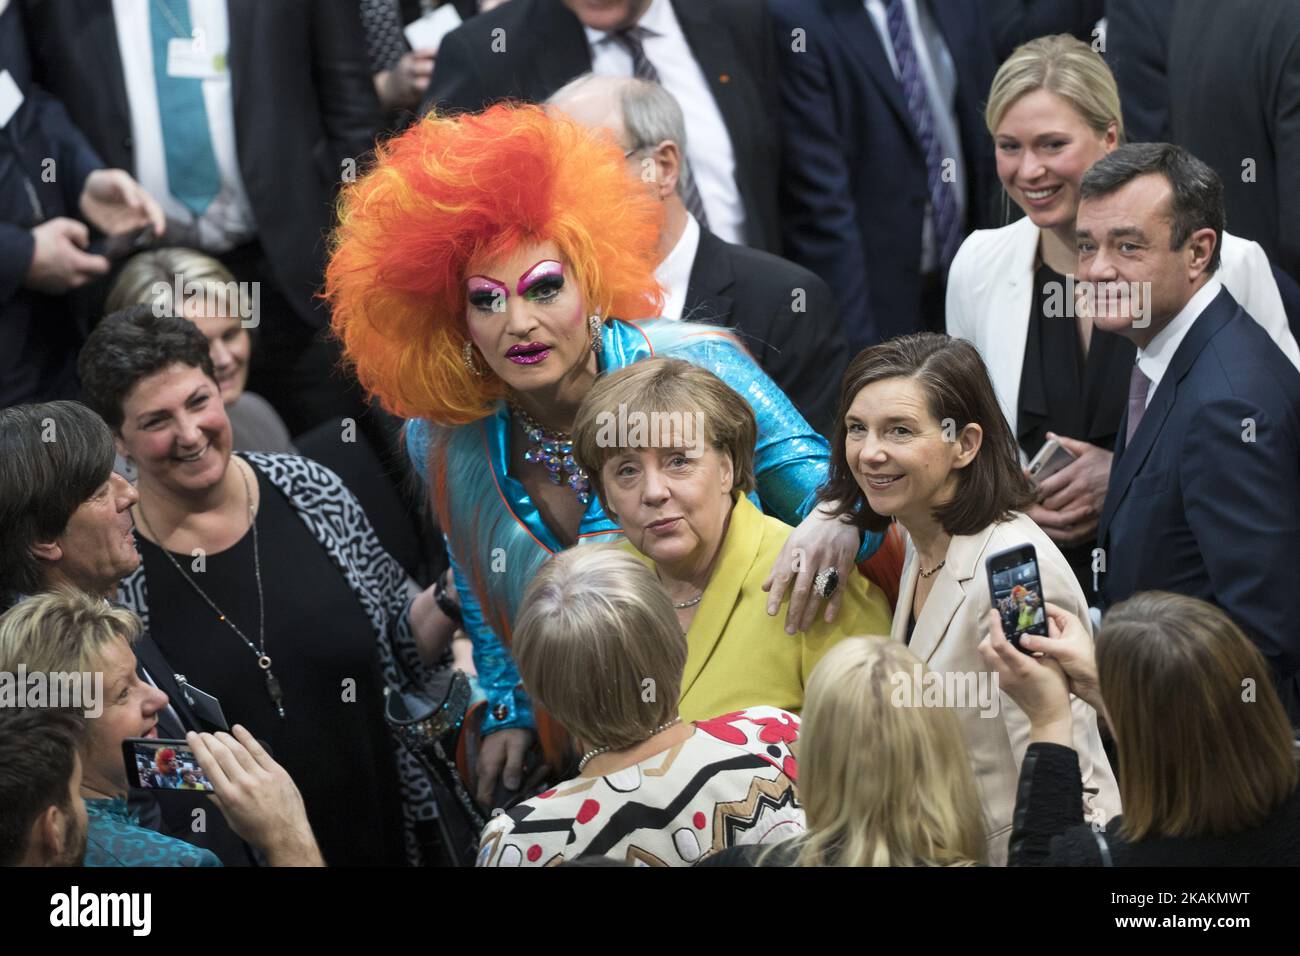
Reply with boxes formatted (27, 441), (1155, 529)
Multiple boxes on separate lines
(462, 339), (484, 377)
(588, 313), (603, 353)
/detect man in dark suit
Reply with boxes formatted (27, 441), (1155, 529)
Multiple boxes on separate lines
(0, 399), (255, 862)
(770, 0), (998, 351)
(21, 0), (382, 435)
(421, 0), (781, 253)
(1, 0), (163, 407)
(549, 73), (847, 434)
(1110, 0), (1299, 284)
(1081, 144), (1300, 723)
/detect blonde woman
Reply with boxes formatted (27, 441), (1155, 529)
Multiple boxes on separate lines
(107, 248), (293, 454)
(945, 34), (1298, 599)
(982, 592), (1300, 866)
(476, 545), (805, 867)
(701, 637), (986, 867)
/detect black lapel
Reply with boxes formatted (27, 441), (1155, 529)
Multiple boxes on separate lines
(824, 0), (918, 150)
(684, 229), (735, 325)
(1098, 291), (1237, 542)
(225, 0), (257, 145)
(534, 0), (593, 97)
(81, 0), (132, 160)
(131, 636), (201, 736)
(669, 0), (749, 148)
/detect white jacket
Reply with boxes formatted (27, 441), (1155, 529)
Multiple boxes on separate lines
(945, 215), (1300, 441)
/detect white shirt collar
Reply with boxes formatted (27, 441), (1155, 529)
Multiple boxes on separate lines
(1135, 276), (1223, 405)
(585, 0), (671, 45)
(654, 213), (701, 321)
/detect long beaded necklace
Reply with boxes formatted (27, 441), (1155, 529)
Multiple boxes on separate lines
(509, 400), (592, 505)
(136, 458), (285, 718)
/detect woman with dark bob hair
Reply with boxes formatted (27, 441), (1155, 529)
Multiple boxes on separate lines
(76, 305), (458, 866)
(983, 591), (1300, 865)
(819, 332), (1118, 865)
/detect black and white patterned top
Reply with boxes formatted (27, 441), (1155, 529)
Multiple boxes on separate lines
(117, 453), (449, 866)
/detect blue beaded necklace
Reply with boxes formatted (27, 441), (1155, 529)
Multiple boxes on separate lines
(510, 400), (592, 505)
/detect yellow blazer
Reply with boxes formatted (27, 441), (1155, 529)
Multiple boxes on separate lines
(893, 511), (1120, 866)
(624, 494), (894, 722)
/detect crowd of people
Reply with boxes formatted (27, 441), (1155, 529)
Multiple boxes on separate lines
(2, 0), (1299, 869)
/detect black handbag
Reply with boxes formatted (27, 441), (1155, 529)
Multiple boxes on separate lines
(384, 669), (488, 866)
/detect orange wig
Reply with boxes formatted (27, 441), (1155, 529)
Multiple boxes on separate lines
(325, 104), (666, 426)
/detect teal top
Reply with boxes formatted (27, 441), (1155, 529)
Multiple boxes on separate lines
(83, 797), (223, 867)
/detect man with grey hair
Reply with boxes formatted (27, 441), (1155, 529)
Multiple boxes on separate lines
(1080, 143), (1300, 724)
(550, 73), (848, 433)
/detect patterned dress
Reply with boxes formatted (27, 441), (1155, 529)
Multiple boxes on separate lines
(84, 798), (221, 867)
(476, 707), (805, 867)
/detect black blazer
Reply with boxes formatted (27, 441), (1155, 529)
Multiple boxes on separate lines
(1098, 288), (1300, 722)
(1166, 0), (1300, 282)
(684, 228), (847, 435)
(21, 0), (382, 329)
(421, 0), (781, 253)
(0, 1), (102, 405)
(770, 0), (998, 351)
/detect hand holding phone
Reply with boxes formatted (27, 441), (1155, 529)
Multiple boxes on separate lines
(122, 737), (216, 792)
(986, 544), (1047, 654)
(1026, 438), (1077, 487)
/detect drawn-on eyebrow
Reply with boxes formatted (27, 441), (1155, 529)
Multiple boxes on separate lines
(516, 260), (563, 295)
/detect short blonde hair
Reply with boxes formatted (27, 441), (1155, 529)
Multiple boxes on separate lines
(106, 247), (240, 317)
(785, 637), (986, 867)
(985, 34), (1123, 141)
(513, 545), (684, 751)
(0, 588), (141, 675)
(1099, 592), (1299, 841)
(572, 357), (757, 507)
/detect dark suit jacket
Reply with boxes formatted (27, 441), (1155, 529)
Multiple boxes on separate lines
(0, 0), (102, 406)
(770, 0), (997, 351)
(1099, 289), (1300, 722)
(985, 0), (1104, 62)
(684, 228), (846, 435)
(21, 0), (381, 329)
(421, 0), (781, 253)
(1166, 0), (1300, 282)
(129, 634), (258, 865)
(1104, 0), (1174, 142)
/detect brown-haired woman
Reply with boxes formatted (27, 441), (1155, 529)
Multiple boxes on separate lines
(982, 591), (1300, 865)
(820, 332), (1118, 864)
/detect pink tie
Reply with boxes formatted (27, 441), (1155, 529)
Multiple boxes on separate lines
(1126, 363), (1151, 446)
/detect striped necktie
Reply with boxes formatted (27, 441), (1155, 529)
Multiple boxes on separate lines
(611, 27), (712, 231)
(884, 0), (961, 268)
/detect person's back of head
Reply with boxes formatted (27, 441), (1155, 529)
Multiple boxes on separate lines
(1099, 591), (1299, 841)
(0, 401), (119, 602)
(0, 707), (87, 866)
(513, 543), (685, 753)
(788, 637), (986, 866)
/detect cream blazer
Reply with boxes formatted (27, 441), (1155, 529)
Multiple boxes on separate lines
(946, 215), (1300, 444)
(892, 511), (1120, 866)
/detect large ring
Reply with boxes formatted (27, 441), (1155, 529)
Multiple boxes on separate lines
(813, 567), (839, 598)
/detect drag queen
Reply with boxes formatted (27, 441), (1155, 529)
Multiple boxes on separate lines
(326, 105), (881, 802)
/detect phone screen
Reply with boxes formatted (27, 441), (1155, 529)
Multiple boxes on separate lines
(989, 552), (1048, 646)
(123, 738), (216, 793)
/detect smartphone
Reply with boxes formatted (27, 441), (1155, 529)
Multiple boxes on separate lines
(1026, 438), (1077, 486)
(102, 224), (155, 261)
(986, 544), (1047, 653)
(122, 737), (216, 793)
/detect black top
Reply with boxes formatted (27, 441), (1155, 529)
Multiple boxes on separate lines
(1009, 742), (1300, 866)
(136, 463), (406, 866)
(1017, 261), (1133, 597)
